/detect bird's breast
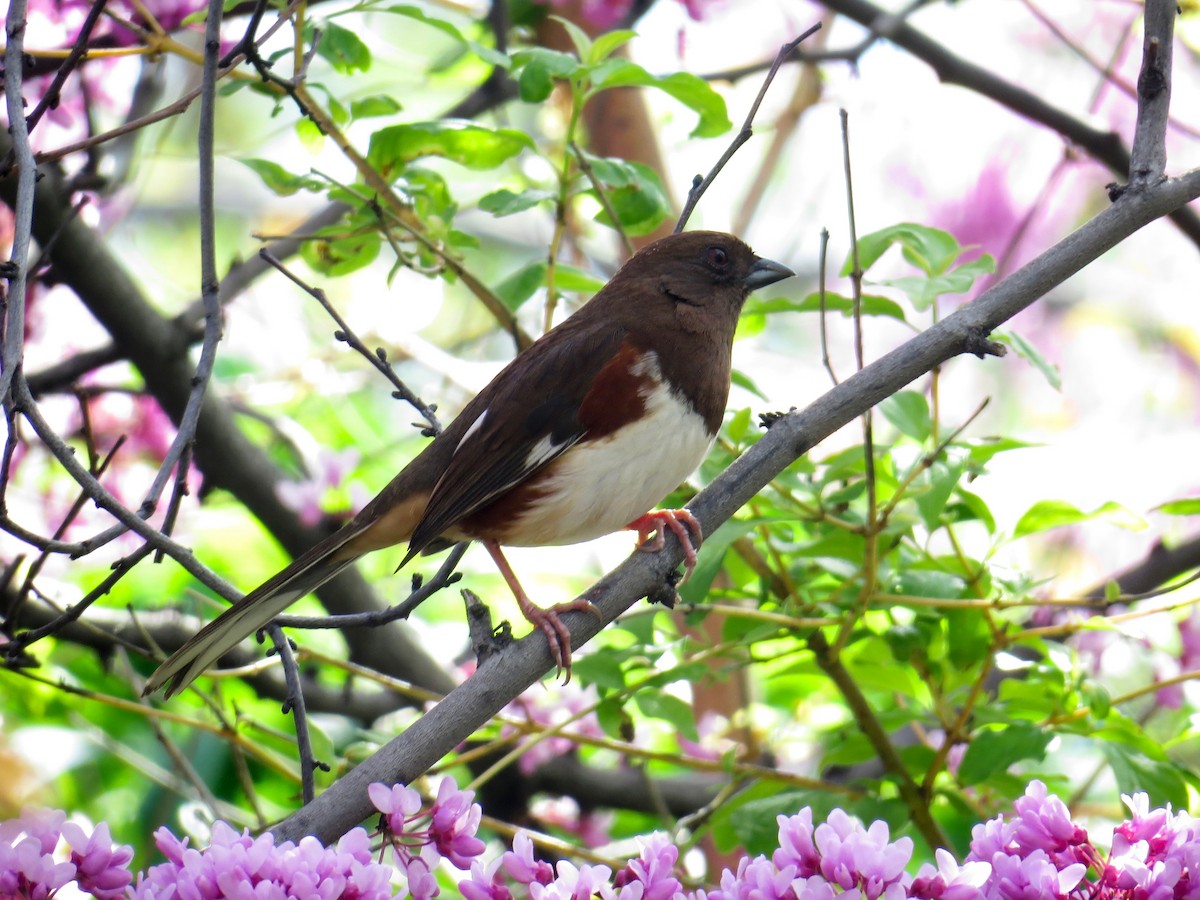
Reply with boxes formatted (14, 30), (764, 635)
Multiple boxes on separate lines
(465, 366), (716, 547)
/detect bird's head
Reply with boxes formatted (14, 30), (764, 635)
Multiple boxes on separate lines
(613, 231), (794, 336)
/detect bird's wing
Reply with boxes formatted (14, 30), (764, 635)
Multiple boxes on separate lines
(403, 320), (630, 559)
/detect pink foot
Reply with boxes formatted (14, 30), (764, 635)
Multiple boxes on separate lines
(626, 509), (703, 582)
(523, 598), (603, 682)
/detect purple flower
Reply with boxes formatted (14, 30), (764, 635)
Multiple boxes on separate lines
(0, 809), (134, 900)
(460, 855), (514, 900)
(788, 874), (842, 900)
(712, 855), (796, 900)
(502, 832), (554, 886)
(370, 782), (425, 835)
(773, 809), (820, 877)
(0, 830), (76, 900)
(428, 777), (486, 868)
(503, 684), (605, 777)
(401, 855), (440, 900)
(985, 848), (1085, 899)
(909, 848), (990, 900)
(613, 833), (682, 900)
(60, 820), (134, 899)
(277, 448), (361, 526)
(1009, 781), (1092, 869)
(813, 809), (912, 898)
(966, 816), (1018, 863)
(530, 860), (613, 900)
(0, 809), (65, 856)
(132, 820), (398, 899)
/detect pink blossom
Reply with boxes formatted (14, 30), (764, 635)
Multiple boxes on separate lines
(502, 831), (554, 886)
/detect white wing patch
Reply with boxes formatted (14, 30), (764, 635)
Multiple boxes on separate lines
(455, 408), (488, 454)
(524, 432), (574, 472)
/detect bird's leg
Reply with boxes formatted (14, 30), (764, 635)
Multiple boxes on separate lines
(481, 540), (601, 681)
(626, 509), (703, 582)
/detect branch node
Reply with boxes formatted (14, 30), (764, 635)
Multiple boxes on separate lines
(964, 328), (1006, 359)
(759, 408), (796, 430)
(463, 588), (512, 667)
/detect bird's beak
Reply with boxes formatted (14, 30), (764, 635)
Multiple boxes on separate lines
(744, 257), (795, 291)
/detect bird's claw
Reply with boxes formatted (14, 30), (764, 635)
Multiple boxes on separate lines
(628, 509), (703, 582)
(527, 598), (602, 683)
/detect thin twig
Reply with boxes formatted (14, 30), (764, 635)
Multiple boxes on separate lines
(817, 227), (838, 385)
(274, 542), (468, 629)
(259, 251), (443, 435)
(22, 0), (107, 133)
(674, 23), (823, 233)
(269, 625), (323, 804)
(1, 0), (35, 407)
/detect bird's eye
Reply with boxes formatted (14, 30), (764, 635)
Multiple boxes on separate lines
(705, 246), (729, 268)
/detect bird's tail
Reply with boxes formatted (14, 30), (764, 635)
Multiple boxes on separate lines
(143, 543), (360, 698)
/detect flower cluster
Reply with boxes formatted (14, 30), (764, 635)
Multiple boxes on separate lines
(7, 779), (1200, 899)
(964, 780), (1200, 900)
(369, 777), (486, 898)
(0, 807), (133, 900)
(131, 820), (396, 899)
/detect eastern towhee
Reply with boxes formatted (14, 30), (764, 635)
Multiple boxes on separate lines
(145, 231), (794, 696)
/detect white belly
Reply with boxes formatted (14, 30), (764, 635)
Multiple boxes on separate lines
(503, 382), (715, 546)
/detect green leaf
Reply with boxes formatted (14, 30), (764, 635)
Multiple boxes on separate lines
(1155, 498), (1200, 516)
(1102, 742), (1190, 809)
(382, 5), (510, 67)
(880, 391), (931, 442)
(889, 569), (966, 600)
(729, 369), (767, 402)
(958, 723), (1052, 786)
(479, 188), (555, 216)
(350, 95), (402, 119)
(587, 59), (731, 137)
(634, 692), (698, 741)
(569, 652), (626, 690)
(493, 261), (604, 311)
(511, 48), (579, 102)
(1014, 499), (1146, 538)
(317, 22), (372, 74)
(238, 158), (321, 196)
(595, 696), (634, 741)
(948, 487), (997, 533)
(677, 518), (759, 605)
(549, 14), (593, 63)
(748, 292), (909, 323)
(588, 29), (636, 64)
(916, 460), (968, 529)
(946, 608), (990, 669)
(995, 330), (1061, 390)
(367, 121), (533, 178)
(295, 117), (324, 152)
(848, 223), (964, 278)
(383, 4), (468, 43)
(300, 230), (381, 277)
(494, 263), (545, 311)
(588, 158), (672, 236)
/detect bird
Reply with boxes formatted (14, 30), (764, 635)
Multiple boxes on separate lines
(144, 231), (794, 697)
